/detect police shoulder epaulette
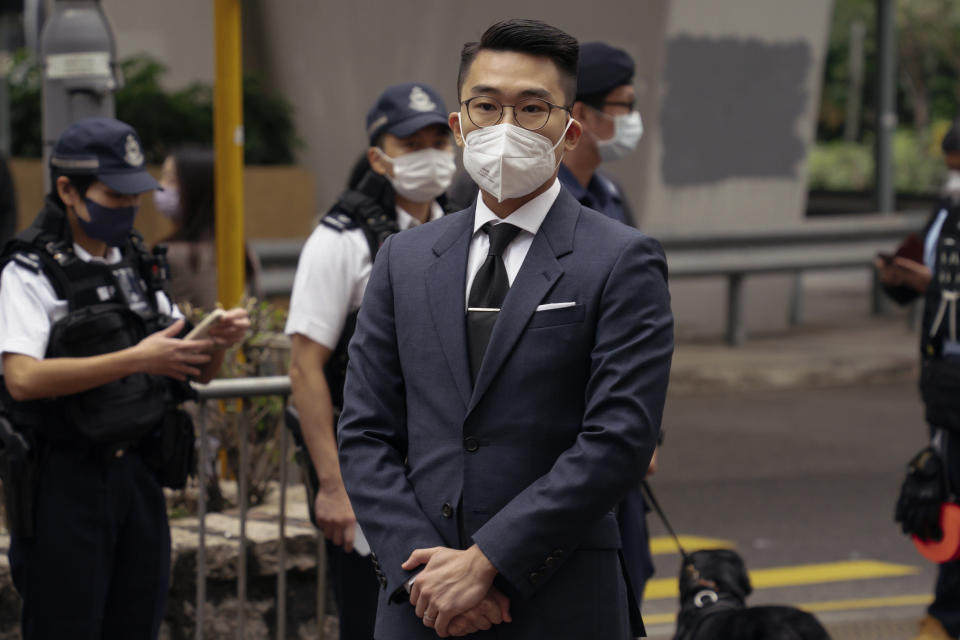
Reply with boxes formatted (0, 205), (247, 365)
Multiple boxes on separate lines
(11, 251), (42, 274)
(320, 211), (359, 233)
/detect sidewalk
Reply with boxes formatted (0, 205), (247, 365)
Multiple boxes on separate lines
(669, 316), (918, 395)
(669, 275), (919, 395)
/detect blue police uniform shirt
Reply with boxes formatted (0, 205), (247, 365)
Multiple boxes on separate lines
(558, 163), (629, 225)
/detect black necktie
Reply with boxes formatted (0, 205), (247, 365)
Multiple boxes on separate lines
(467, 222), (521, 382)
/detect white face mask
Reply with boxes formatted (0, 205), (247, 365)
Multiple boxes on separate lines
(460, 117), (572, 203)
(595, 110), (643, 163)
(377, 147), (456, 203)
(944, 170), (960, 205)
(153, 186), (181, 219)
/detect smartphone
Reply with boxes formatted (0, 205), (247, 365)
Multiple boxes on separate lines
(184, 309), (226, 341)
(877, 252), (895, 266)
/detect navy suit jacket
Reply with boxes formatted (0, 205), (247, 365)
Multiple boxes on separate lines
(338, 187), (673, 639)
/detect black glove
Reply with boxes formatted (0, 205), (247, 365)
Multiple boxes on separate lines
(895, 446), (946, 541)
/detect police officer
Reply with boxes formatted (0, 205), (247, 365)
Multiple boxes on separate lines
(286, 83), (455, 640)
(0, 118), (249, 639)
(881, 120), (960, 640)
(558, 41), (643, 226)
(558, 40), (659, 605)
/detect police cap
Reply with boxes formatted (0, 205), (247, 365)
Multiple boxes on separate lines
(576, 42), (635, 101)
(366, 83), (449, 145)
(50, 118), (159, 194)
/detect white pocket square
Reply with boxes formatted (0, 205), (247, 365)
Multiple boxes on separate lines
(536, 302), (576, 311)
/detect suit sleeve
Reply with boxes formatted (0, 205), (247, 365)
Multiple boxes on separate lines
(470, 234), (674, 598)
(337, 234), (447, 600)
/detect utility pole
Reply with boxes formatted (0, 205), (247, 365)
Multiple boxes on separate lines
(875, 0), (896, 214)
(873, 0), (897, 315)
(214, 0), (246, 309)
(39, 0), (119, 192)
(843, 20), (866, 142)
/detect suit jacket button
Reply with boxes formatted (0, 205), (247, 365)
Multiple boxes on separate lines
(552, 549), (564, 557)
(528, 571), (542, 584)
(463, 437), (479, 452)
(545, 557), (557, 568)
(441, 503), (454, 519)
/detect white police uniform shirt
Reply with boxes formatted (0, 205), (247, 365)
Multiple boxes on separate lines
(0, 242), (183, 374)
(285, 202), (443, 349)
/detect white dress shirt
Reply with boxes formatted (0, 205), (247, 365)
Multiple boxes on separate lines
(285, 201), (443, 349)
(464, 179), (561, 308)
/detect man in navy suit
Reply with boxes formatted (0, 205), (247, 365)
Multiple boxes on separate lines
(337, 19), (673, 639)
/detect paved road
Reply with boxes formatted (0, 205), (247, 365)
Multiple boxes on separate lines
(642, 381), (937, 639)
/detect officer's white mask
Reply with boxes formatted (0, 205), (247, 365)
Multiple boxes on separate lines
(595, 110), (643, 163)
(460, 117), (572, 203)
(376, 148), (456, 203)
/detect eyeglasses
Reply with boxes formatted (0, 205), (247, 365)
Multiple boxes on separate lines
(461, 96), (571, 131)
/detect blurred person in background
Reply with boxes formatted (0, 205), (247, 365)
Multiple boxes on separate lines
(560, 40), (658, 605)
(879, 119), (960, 640)
(285, 82), (455, 640)
(558, 41), (641, 226)
(153, 148), (261, 310)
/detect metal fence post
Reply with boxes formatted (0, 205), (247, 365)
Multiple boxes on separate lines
(277, 408), (288, 640)
(789, 271), (804, 327)
(238, 400), (249, 640)
(196, 400), (208, 640)
(726, 273), (746, 346)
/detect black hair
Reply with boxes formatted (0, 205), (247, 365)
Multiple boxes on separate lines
(162, 147), (215, 243)
(50, 169), (97, 208)
(347, 153), (372, 190)
(49, 171), (96, 208)
(457, 19), (579, 105)
(159, 147), (257, 285)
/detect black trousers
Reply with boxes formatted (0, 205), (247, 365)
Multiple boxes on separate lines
(8, 447), (170, 640)
(326, 539), (379, 640)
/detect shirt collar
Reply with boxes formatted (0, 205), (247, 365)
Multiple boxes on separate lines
(73, 242), (122, 265)
(473, 178), (561, 236)
(396, 201), (444, 231)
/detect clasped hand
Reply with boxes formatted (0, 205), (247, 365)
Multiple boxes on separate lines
(402, 545), (510, 637)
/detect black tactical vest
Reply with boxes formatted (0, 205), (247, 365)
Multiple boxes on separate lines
(319, 171), (401, 411)
(920, 203), (960, 431)
(0, 197), (179, 445)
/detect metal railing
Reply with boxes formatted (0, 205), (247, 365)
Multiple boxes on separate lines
(253, 212), (929, 345)
(190, 376), (323, 640)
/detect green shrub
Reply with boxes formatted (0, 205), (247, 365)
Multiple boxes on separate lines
(9, 51), (300, 165)
(807, 140), (874, 190)
(808, 122), (952, 193)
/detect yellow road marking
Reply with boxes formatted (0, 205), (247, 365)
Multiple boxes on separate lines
(642, 593), (933, 627)
(644, 560), (920, 600)
(800, 593), (933, 613)
(649, 535), (734, 556)
(642, 612), (679, 625)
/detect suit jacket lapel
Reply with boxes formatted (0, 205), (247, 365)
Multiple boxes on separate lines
(468, 188), (580, 413)
(426, 210), (474, 409)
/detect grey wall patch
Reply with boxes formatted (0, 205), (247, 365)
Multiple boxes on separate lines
(661, 36), (811, 186)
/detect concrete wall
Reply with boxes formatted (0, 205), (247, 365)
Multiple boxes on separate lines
(241, 0), (672, 236)
(96, 0), (835, 338)
(100, 0), (214, 90)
